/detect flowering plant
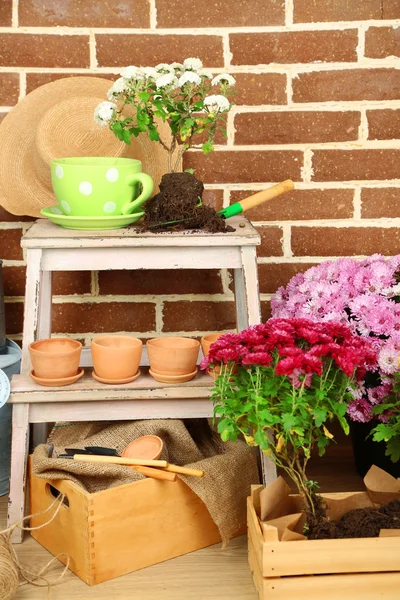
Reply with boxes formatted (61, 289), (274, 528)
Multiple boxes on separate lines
(94, 58), (235, 172)
(271, 255), (400, 436)
(202, 318), (376, 529)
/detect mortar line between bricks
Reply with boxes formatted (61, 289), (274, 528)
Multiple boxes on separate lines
(222, 188), (230, 208)
(50, 294), (234, 304)
(11, 0), (18, 27)
(155, 300), (163, 334)
(0, 21), (398, 33)
(358, 109), (369, 142)
(252, 218), (400, 226)
(353, 188), (362, 219)
(230, 103), (400, 112)
(18, 71), (26, 101)
(189, 140), (400, 151)
(222, 32), (231, 69)
(256, 256), (377, 264)
(282, 224), (292, 258)
(1, 260), (25, 267)
(90, 271), (99, 296)
(149, 0), (157, 29)
(301, 149), (313, 183)
(285, 0), (294, 26)
(226, 111), (235, 147)
(204, 181), (400, 190)
(89, 30), (97, 69)
(356, 23), (366, 61)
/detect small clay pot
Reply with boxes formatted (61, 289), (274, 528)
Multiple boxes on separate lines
(122, 435), (163, 460)
(147, 336), (200, 376)
(201, 333), (223, 357)
(91, 336), (142, 380)
(29, 338), (82, 380)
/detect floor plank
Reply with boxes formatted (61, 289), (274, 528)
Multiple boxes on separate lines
(0, 433), (362, 599)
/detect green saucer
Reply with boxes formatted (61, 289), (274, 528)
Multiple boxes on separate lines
(41, 207), (145, 230)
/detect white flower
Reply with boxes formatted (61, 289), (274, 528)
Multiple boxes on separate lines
(107, 77), (129, 100)
(178, 71), (202, 86)
(212, 73), (236, 87)
(94, 101), (117, 126)
(155, 63), (175, 74)
(200, 70), (213, 79)
(139, 66), (160, 80)
(183, 57), (203, 71)
(156, 73), (179, 89)
(171, 62), (183, 70)
(120, 65), (138, 78)
(204, 94), (230, 113)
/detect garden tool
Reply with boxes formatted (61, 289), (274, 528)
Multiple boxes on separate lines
(148, 179), (294, 227)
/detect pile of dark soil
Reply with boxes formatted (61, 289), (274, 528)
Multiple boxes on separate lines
(141, 172), (233, 233)
(309, 499), (400, 539)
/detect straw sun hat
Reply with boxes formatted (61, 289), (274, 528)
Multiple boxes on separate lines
(0, 76), (178, 217)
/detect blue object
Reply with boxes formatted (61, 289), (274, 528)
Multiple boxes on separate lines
(0, 339), (21, 496)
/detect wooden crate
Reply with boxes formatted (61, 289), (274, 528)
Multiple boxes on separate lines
(29, 462), (225, 585)
(248, 485), (400, 600)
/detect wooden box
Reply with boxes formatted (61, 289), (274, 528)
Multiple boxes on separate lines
(29, 463), (223, 585)
(248, 485), (400, 600)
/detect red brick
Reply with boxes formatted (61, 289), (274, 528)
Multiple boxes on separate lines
(96, 35), (224, 68)
(0, 34), (90, 68)
(183, 151), (303, 184)
(258, 263), (315, 294)
(53, 272), (92, 296)
(2, 266), (25, 297)
(292, 227), (400, 257)
(0, 229), (23, 260)
(0, 206), (35, 222)
(261, 301), (271, 322)
(0, 1), (12, 25)
(163, 300), (236, 332)
(157, 0), (284, 27)
(26, 72), (115, 94)
(52, 302), (155, 334)
(367, 109), (400, 140)
(365, 27), (400, 59)
(256, 227), (283, 257)
(293, 69), (400, 103)
(4, 302), (23, 335)
(361, 188), (400, 218)
(19, 0), (150, 27)
(230, 30), (357, 65)
(234, 111), (360, 145)
(230, 189), (354, 221)
(98, 269), (223, 295)
(233, 73), (287, 106)
(0, 74), (19, 106)
(312, 150), (400, 182)
(294, 0), (400, 22)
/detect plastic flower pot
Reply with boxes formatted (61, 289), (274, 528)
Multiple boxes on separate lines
(200, 333), (223, 358)
(147, 337), (200, 376)
(91, 336), (142, 381)
(29, 338), (82, 380)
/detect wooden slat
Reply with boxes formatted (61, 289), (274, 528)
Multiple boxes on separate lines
(22, 217), (260, 248)
(9, 369), (213, 403)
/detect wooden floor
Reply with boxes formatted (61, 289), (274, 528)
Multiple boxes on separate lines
(2, 430), (363, 599)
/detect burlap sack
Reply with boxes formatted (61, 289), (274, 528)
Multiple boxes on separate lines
(32, 419), (259, 544)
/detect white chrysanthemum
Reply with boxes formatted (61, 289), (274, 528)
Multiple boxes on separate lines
(94, 101), (117, 126)
(204, 94), (230, 112)
(183, 57), (203, 71)
(139, 66), (160, 79)
(178, 71), (202, 86)
(155, 63), (175, 74)
(107, 77), (129, 100)
(212, 73), (236, 87)
(120, 65), (138, 78)
(156, 73), (179, 89)
(200, 70), (213, 79)
(171, 62), (183, 70)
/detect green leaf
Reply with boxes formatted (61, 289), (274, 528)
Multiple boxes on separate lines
(313, 408), (327, 427)
(122, 129), (132, 144)
(138, 91), (150, 102)
(386, 437), (400, 463)
(184, 168), (195, 175)
(282, 414), (297, 433)
(372, 424), (393, 443)
(148, 127), (160, 142)
(201, 140), (214, 155)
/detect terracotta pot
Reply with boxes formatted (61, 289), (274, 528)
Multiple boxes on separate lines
(200, 333), (223, 357)
(122, 435), (163, 460)
(29, 338), (82, 380)
(91, 336), (142, 380)
(147, 337), (200, 376)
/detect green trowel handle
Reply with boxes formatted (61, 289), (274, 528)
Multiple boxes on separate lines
(218, 180), (294, 219)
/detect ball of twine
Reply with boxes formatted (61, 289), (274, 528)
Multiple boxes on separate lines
(0, 535), (18, 600)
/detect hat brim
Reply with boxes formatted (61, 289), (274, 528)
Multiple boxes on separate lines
(0, 76), (180, 217)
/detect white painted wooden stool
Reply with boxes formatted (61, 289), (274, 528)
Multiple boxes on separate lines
(8, 217), (276, 542)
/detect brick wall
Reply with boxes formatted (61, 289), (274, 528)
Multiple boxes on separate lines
(0, 0), (399, 344)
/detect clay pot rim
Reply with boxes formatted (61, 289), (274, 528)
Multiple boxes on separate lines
(147, 336), (200, 350)
(122, 435), (163, 460)
(92, 335), (143, 349)
(201, 333), (223, 343)
(29, 338), (82, 355)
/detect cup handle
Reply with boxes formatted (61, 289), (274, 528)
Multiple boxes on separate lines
(121, 173), (154, 215)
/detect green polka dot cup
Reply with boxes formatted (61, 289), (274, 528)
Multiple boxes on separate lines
(50, 157), (154, 217)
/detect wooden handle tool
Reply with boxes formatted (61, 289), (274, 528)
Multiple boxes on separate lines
(218, 179), (294, 219)
(72, 454), (168, 468)
(130, 465), (177, 482)
(162, 464), (204, 478)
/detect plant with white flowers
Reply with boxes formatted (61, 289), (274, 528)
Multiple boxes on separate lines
(94, 58), (236, 172)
